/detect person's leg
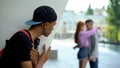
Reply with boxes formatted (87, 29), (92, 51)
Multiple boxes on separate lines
(79, 59), (88, 68)
(89, 58), (98, 68)
(78, 47), (89, 68)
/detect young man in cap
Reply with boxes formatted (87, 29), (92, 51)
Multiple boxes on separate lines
(0, 6), (57, 68)
(85, 19), (99, 68)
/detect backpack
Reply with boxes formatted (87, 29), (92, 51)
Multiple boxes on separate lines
(0, 30), (30, 58)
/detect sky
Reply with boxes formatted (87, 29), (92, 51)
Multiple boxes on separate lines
(65, 0), (109, 12)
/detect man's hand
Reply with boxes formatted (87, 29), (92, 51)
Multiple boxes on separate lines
(97, 27), (102, 31)
(88, 56), (94, 61)
(30, 47), (39, 67)
(36, 45), (51, 68)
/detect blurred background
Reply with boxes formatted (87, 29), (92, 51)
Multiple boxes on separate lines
(45, 0), (120, 68)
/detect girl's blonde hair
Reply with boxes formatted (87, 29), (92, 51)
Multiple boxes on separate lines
(74, 21), (84, 43)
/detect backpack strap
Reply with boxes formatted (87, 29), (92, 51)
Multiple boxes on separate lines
(19, 30), (34, 46)
(19, 30), (31, 40)
(0, 49), (4, 58)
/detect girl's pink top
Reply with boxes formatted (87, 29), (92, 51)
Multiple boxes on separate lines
(78, 28), (98, 48)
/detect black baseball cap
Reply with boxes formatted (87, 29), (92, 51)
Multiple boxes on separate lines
(25, 6), (57, 25)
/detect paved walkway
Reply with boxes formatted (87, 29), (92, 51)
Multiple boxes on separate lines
(44, 39), (120, 68)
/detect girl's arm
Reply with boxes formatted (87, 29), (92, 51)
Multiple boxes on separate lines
(73, 45), (79, 49)
(80, 27), (98, 38)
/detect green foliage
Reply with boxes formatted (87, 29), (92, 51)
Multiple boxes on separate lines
(118, 32), (120, 41)
(86, 4), (93, 15)
(104, 26), (118, 42)
(106, 0), (120, 28)
(106, 0), (120, 43)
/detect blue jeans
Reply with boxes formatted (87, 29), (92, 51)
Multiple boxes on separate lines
(89, 58), (98, 68)
(77, 47), (89, 60)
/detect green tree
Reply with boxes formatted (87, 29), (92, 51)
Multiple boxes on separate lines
(86, 4), (93, 15)
(104, 26), (118, 42)
(106, 0), (120, 43)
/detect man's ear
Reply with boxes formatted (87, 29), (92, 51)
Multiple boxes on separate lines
(44, 22), (49, 29)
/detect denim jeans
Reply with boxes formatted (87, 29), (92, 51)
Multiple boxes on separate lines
(89, 58), (98, 68)
(77, 47), (89, 60)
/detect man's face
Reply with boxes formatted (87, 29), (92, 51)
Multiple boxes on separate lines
(86, 22), (93, 30)
(43, 21), (56, 37)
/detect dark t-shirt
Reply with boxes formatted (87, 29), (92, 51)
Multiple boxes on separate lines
(0, 30), (32, 68)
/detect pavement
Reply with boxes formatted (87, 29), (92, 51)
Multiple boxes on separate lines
(44, 39), (120, 68)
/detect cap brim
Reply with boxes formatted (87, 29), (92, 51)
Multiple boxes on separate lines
(25, 20), (42, 25)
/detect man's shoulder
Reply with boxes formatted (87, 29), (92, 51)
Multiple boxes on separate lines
(10, 31), (30, 41)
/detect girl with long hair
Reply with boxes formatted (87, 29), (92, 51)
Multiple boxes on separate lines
(73, 21), (99, 68)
